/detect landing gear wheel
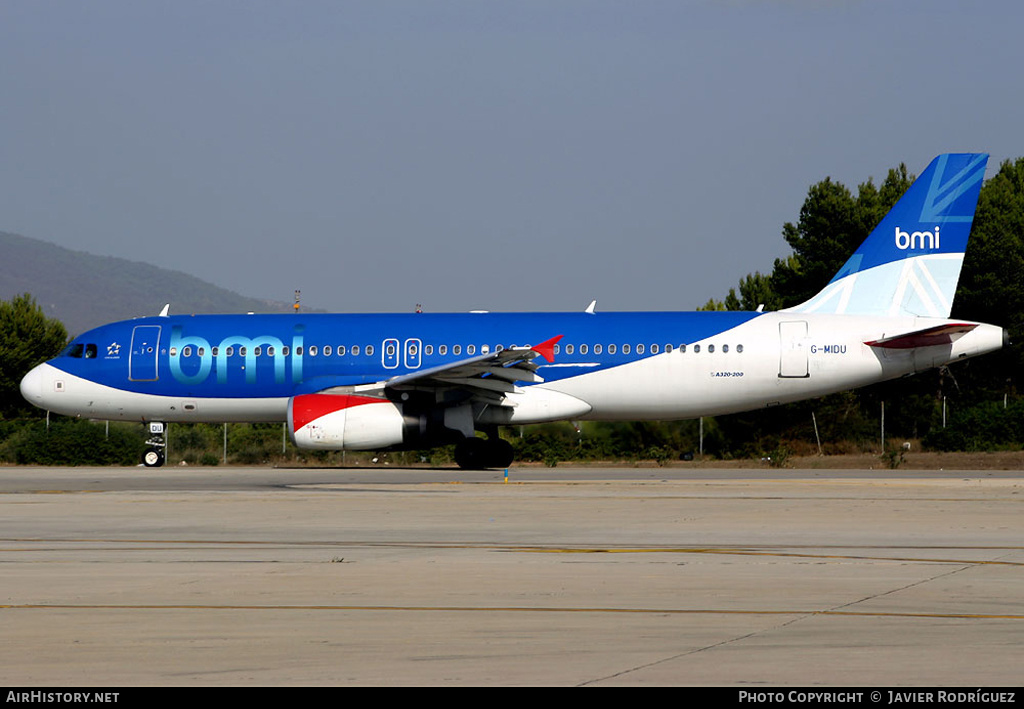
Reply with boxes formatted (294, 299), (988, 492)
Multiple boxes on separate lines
(142, 447), (165, 468)
(454, 437), (514, 470)
(487, 438), (514, 469)
(454, 437), (488, 470)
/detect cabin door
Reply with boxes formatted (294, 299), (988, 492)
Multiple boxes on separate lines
(779, 321), (809, 378)
(129, 325), (161, 381)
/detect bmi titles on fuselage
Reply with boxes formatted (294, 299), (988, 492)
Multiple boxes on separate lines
(168, 324), (305, 385)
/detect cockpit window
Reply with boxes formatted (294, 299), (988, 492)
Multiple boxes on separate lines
(62, 343), (98, 359)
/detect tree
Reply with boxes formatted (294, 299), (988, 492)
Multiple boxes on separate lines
(948, 157), (1024, 403)
(735, 271), (779, 312)
(697, 297), (728, 311)
(0, 294), (68, 419)
(771, 166), (914, 308)
(704, 164), (915, 314)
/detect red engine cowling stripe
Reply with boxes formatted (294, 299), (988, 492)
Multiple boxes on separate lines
(291, 394), (384, 431)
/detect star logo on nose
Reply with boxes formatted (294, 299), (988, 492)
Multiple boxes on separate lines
(107, 342), (121, 356)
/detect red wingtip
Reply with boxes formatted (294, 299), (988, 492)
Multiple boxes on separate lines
(531, 335), (563, 363)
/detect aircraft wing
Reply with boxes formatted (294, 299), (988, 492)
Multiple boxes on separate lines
(352, 335), (563, 403)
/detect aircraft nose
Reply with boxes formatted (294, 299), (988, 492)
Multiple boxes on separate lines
(20, 364), (46, 407)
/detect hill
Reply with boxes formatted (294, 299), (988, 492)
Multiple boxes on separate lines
(0, 231), (298, 334)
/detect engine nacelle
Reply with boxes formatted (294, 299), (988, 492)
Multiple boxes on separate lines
(288, 393), (459, 451)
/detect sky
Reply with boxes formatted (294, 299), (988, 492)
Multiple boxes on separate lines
(1, 1), (1022, 315)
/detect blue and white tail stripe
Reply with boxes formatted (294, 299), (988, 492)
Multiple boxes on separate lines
(787, 153), (988, 318)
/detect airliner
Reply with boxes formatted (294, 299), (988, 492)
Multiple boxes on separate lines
(20, 153), (1005, 468)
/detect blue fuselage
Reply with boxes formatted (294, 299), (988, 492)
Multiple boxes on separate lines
(52, 310), (762, 399)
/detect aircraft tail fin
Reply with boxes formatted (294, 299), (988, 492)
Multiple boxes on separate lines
(785, 153), (988, 318)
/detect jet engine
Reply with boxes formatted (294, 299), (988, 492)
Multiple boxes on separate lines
(288, 393), (454, 450)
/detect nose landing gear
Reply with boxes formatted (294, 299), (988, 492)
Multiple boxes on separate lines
(142, 422), (166, 467)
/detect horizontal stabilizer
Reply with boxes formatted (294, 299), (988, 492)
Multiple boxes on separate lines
(864, 323), (977, 350)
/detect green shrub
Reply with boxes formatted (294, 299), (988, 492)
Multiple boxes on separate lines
(0, 419), (146, 465)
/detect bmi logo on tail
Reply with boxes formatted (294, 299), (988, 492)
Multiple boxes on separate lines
(895, 226), (939, 250)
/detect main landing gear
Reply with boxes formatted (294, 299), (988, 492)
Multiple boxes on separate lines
(142, 422), (166, 468)
(453, 435), (514, 470)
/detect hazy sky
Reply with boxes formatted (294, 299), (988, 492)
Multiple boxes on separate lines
(2, 1), (1021, 314)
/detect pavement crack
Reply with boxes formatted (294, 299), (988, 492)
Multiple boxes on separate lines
(828, 562), (975, 614)
(577, 557), (996, 685)
(576, 614), (809, 686)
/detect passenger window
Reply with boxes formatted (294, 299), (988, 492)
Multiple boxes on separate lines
(737, 344), (744, 353)
(651, 344), (659, 354)
(594, 344), (602, 354)
(268, 346), (275, 357)
(566, 344), (574, 355)
(608, 344), (617, 354)
(453, 345), (462, 355)
(226, 346), (235, 357)
(622, 344), (631, 354)
(665, 344), (673, 353)
(723, 344), (729, 353)
(337, 345), (345, 356)
(680, 344), (687, 353)
(708, 344), (715, 353)
(636, 344), (645, 354)
(580, 344), (588, 355)
(467, 345), (476, 355)
(308, 346), (317, 356)
(425, 345), (434, 355)
(282, 346), (289, 356)
(352, 345), (360, 355)
(693, 344), (701, 353)
(183, 346), (192, 357)
(366, 345), (374, 356)
(439, 345), (448, 355)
